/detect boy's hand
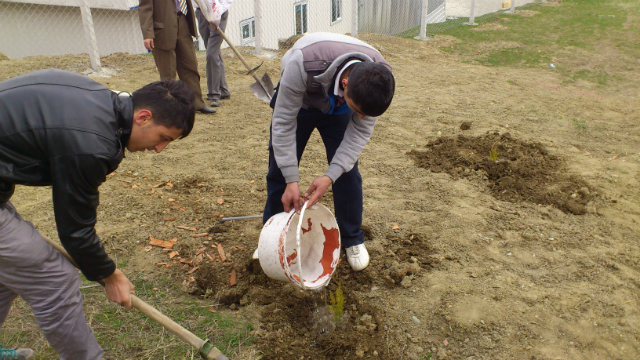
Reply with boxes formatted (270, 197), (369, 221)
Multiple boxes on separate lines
(282, 182), (302, 214)
(103, 268), (135, 310)
(303, 176), (333, 207)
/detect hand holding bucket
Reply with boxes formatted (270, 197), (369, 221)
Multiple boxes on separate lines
(257, 201), (341, 290)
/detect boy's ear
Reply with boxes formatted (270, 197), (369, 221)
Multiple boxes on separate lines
(341, 78), (349, 89)
(134, 109), (153, 125)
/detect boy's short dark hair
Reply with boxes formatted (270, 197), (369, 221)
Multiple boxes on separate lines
(347, 62), (395, 117)
(131, 80), (196, 138)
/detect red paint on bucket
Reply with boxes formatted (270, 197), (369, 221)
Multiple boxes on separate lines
(301, 218), (313, 234)
(319, 224), (340, 278)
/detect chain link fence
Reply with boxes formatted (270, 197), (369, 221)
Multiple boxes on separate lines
(0, 0), (542, 79)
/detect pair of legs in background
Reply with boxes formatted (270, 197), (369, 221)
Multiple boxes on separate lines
(195, 9), (230, 106)
(263, 107), (367, 263)
(0, 202), (102, 360)
(151, 13), (206, 110)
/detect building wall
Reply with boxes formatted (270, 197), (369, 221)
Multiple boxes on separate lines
(0, 2), (145, 59)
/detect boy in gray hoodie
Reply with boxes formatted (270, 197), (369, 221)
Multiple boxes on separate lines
(261, 33), (395, 271)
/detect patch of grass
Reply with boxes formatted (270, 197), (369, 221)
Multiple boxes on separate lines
(573, 118), (587, 132)
(400, 0), (640, 85)
(0, 274), (254, 360)
(328, 282), (345, 324)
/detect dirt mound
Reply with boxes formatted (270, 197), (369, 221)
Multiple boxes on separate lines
(410, 132), (594, 214)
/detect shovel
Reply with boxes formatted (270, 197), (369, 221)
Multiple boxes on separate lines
(214, 27), (274, 102)
(192, 0), (274, 102)
(41, 235), (229, 360)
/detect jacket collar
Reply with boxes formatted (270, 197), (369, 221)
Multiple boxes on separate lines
(313, 52), (374, 95)
(113, 92), (134, 149)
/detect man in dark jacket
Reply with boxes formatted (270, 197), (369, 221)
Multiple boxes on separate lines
(0, 68), (196, 360)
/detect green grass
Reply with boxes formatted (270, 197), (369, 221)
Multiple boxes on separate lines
(400, 0), (640, 84)
(0, 272), (254, 360)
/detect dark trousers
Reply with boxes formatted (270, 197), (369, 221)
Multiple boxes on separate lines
(263, 107), (364, 249)
(195, 9), (229, 100)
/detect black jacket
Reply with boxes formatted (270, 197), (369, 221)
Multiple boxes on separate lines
(0, 69), (133, 282)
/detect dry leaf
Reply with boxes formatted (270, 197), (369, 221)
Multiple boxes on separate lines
(156, 262), (171, 267)
(117, 179), (132, 183)
(392, 224), (400, 230)
(166, 182), (173, 187)
(180, 258), (194, 266)
(151, 182), (166, 188)
(131, 184), (138, 189)
(186, 266), (199, 274)
(172, 206), (186, 211)
(443, 339), (449, 347)
(168, 198), (176, 202)
(250, 180), (255, 184)
(144, 246), (153, 252)
(193, 233), (208, 238)
(195, 248), (206, 256)
(186, 276), (196, 285)
(217, 244), (227, 262)
(206, 252), (214, 261)
(216, 198), (225, 205)
(230, 269), (237, 287)
(208, 308), (217, 313)
(164, 217), (176, 222)
(197, 183), (205, 187)
(176, 225), (196, 231)
(148, 234), (174, 249)
(168, 251), (179, 259)
(152, 287), (158, 291)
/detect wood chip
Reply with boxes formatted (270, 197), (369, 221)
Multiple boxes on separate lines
(156, 262), (171, 267)
(168, 251), (179, 259)
(164, 217), (177, 222)
(180, 258), (194, 266)
(149, 234), (174, 249)
(230, 269), (237, 286)
(205, 252), (214, 261)
(176, 225), (196, 231)
(186, 266), (199, 274)
(208, 308), (217, 313)
(217, 243), (227, 262)
(168, 198), (176, 202)
(195, 247), (206, 256)
(193, 233), (208, 238)
(392, 224), (400, 230)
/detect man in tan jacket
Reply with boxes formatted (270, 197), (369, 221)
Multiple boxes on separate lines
(139, 0), (216, 114)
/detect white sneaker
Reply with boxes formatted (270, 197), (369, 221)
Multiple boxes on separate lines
(346, 244), (369, 271)
(252, 247), (259, 259)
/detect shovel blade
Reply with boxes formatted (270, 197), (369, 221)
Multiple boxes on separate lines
(250, 73), (275, 103)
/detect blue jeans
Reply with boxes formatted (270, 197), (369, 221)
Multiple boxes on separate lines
(263, 107), (365, 249)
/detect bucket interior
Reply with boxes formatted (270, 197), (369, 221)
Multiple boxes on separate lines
(283, 206), (340, 289)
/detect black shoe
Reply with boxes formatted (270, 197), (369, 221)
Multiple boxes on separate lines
(197, 107), (216, 114)
(210, 99), (221, 107)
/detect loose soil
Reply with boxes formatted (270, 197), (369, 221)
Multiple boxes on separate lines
(1, 29), (639, 360)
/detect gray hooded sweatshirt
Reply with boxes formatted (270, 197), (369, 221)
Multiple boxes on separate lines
(272, 32), (391, 184)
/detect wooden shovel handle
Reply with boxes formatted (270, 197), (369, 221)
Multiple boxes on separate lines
(42, 235), (227, 360)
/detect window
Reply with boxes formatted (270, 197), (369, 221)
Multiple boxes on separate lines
(331, 0), (342, 24)
(295, 1), (308, 35)
(240, 17), (255, 44)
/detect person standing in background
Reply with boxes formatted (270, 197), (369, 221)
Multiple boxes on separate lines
(194, 0), (232, 107)
(139, 0), (217, 114)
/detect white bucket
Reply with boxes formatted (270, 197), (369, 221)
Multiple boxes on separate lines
(258, 202), (341, 290)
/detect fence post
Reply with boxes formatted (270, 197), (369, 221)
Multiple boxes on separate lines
(416, 0), (428, 40)
(254, 0), (262, 55)
(351, 0), (358, 38)
(465, 0), (478, 25)
(78, 0), (101, 71)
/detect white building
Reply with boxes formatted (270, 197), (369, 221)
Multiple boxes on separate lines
(0, 0), (356, 60)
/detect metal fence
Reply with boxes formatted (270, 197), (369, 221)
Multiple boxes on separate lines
(0, 0), (542, 77)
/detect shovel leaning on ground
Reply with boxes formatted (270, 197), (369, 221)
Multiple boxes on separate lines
(41, 235), (229, 360)
(214, 27), (274, 102)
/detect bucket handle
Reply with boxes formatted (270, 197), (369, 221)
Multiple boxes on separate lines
(295, 200), (310, 290)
